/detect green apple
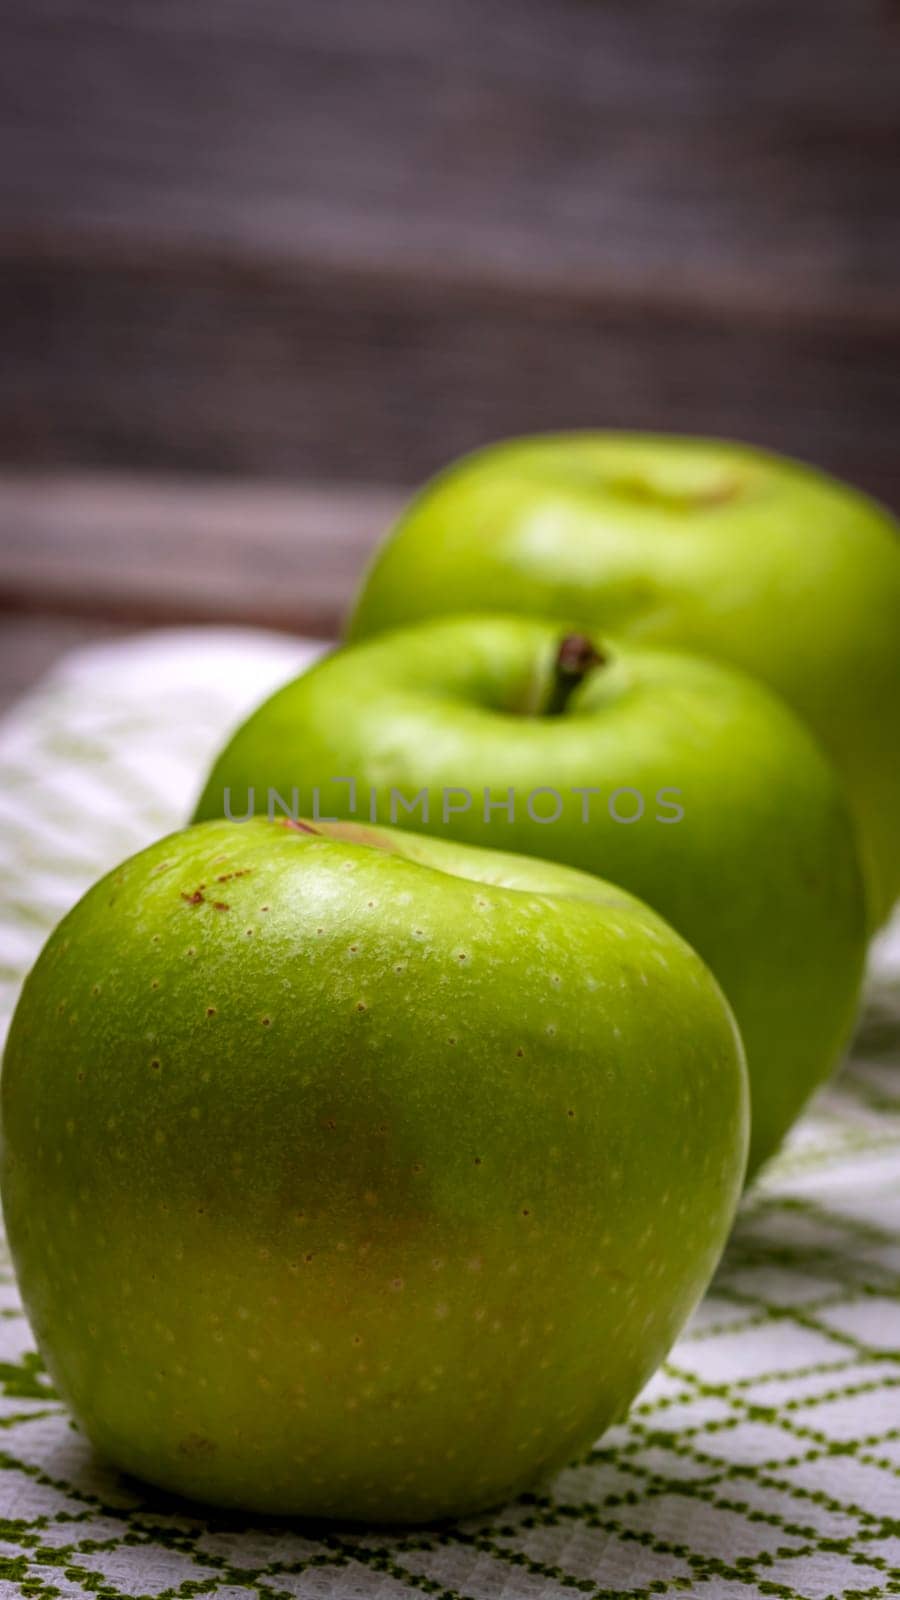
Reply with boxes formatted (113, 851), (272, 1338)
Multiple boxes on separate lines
(347, 434), (900, 928)
(1, 816), (747, 1522)
(194, 616), (867, 1174)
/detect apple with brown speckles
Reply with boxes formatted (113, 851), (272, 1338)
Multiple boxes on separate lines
(1, 817), (746, 1521)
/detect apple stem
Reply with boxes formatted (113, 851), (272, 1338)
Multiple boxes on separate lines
(544, 635), (606, 715)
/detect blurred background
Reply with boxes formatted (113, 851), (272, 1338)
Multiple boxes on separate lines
(0, 0), (898, 711)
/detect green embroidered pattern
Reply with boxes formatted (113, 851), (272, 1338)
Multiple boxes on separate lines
(0, 631), (897, 1600)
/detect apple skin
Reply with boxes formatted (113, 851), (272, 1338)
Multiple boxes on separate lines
(1, 817), (747, 1522)
(193, 616), (867, 1175)
(347, 434), (900, 928)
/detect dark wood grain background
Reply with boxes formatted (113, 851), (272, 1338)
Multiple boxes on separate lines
(0, 0), (898, 703)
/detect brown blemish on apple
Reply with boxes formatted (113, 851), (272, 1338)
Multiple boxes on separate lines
(280, 818), (320, 834)
(181, 888), (206, 906)
(216, 869), (252, 883)
(178, 1433), (216, 1460)
(699, 475), (742, 506)
(604, 471), (742, 511)
(301, 817), (408, 855)
(212, 901), (230, 912)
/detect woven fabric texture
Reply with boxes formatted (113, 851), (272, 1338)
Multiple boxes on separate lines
(0, 628), (897, 1600)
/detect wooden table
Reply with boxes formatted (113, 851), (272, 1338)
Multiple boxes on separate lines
(0, 473), (405, 711)
(1, 2), (897, 709)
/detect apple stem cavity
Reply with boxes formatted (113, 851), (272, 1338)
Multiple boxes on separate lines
(544, 635), (606, 716)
